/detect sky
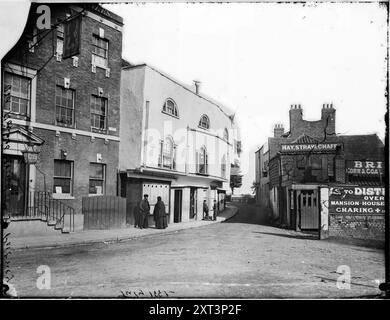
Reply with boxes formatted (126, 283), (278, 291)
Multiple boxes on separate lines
(1, 1), (387, 195)
(105, 2), (387, 194)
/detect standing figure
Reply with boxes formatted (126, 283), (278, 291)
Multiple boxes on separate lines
(213, 200), (219, 221)
(153, 196), (168, 229)
(203, 200), (209, 220)
(139, 194), (150, 229)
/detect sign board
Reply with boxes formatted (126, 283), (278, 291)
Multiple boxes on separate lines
(329, 186), (385, 214)
(63, 15), (81, 59)
(281, 143), (338, 153)
(346, 161), (383, 176)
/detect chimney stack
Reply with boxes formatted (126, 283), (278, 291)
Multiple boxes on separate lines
(274, 123), (285, 138)
(289, 103), (303, 135)
(321, 102), (336, 135)
(193, 80), (201, 95)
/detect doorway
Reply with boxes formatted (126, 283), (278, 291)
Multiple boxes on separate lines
(190, 188), (197, 219)
(2, 155), (28, 217)
(174, 189), (182, 223)
(297, 189), (319, 230)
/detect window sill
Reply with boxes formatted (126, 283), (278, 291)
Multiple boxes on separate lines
(52, 194), (75, 200)
(161, 111), (179, 119)
(88, 194), (105, 197)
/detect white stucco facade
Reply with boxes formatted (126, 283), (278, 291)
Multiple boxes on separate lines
(120, 64), (240, 223)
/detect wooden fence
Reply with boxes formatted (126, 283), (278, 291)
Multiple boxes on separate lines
(82, 196), (126, 230)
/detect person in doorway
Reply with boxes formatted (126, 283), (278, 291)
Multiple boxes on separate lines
(153, 196), (168, 229)
(203, 200), (209, 220)
(213, 200), (219, 221)
(139, 194), (150, 229)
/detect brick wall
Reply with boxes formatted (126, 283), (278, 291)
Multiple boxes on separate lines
(329, 213), (385, 241)
(34, 128), (119, 215)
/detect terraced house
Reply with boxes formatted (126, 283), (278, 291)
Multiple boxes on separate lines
(2, 3), (123, 235)
(119, 64), (241, 226)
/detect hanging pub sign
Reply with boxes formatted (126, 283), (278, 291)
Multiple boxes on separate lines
(329, 186), (385, 214)
(346, 161), (383, 176)
(63, 15), (82, 59)
(280, 143), (338, 153)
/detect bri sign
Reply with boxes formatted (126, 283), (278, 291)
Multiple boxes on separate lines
(329, 186), (385, 214)
(346, 161), (383, 176)
(281, 143), (338, 152)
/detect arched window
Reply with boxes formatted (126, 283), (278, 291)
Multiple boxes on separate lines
(198, 114), (210, 129)
(223, 128), (229, 141)
(221, 155), (227, 178)
(162, 98), (179, 117)
(161, 137), (175, 169)
(197, 146), (208, 174)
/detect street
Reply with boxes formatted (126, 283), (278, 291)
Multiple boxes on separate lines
(9, 203), (385, 298)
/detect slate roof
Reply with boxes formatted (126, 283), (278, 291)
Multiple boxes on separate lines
(337, 134), (385, 161)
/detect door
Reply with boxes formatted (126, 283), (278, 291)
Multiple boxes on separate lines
(174, 189), (182, 223)
(298, 189), (319, 230)
(190, 188), (197, 219)
(2, 155), (27, 217)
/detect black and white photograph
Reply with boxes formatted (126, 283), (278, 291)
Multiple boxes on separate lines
(0, 0), (389, 304)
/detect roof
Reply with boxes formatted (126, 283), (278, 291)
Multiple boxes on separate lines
(338, 134), (385, 161)
(122, 63), (235, 120)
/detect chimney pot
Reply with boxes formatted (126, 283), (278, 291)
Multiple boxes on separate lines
(193, 80), (201, 95)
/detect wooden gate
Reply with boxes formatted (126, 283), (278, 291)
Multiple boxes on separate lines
(298, 189), (319, 230)
(82, 196), (126, 230)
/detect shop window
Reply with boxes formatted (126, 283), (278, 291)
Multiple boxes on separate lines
(89, 163), (106, 195)
(92, 34), (108, 68)
(55, 86), (74, 127)
(90, 95), (107, 132)
(53, 160), (73, 195)
(3, 72), (31, 119)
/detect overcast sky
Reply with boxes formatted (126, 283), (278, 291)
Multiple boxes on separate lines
(105, 2), (387, 194)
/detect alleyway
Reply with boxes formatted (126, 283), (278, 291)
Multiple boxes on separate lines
(9, 203), (385, 298)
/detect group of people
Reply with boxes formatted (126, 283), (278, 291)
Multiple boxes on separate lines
(135, 194), (220, 229)
(202, 199), (219, 221)
(135, 194), (168, 229)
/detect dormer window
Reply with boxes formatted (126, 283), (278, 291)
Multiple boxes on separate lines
(162, 98), (179, 118)
(198, 114), (210, 129)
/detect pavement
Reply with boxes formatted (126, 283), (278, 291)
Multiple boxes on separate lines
(9, 205), (238, 250)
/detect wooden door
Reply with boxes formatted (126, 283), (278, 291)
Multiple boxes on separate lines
(299, 189), (319, 230)
(174, 190), (182, 223)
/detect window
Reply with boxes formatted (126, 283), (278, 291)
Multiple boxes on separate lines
(89, 163), (106, 195)
(56, 23), (64, 55)
(197, 146), (208, 174)
(223, 128), (229, 141)
(90, 95), (107, 132)
(198, 114), (210, 129)
(160, 137), (175, 169)
(162, 98), (179, 117)
(54, 160), (73, 195)
(221, 155), (227, 178)
(92, 35), (108, 68)
(3, 72), (31, 118)
(55, 86), (74, 126)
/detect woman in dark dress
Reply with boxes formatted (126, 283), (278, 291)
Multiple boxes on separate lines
(153, 196), (168, 229)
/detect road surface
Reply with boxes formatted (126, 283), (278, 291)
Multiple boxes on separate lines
(9, 203), (385, 298)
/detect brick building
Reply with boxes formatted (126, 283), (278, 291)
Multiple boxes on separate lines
(255, 104), (384, 239)
(2, 3), (123, 233)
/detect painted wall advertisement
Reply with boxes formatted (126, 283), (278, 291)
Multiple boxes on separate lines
(329, 186), (385, 214)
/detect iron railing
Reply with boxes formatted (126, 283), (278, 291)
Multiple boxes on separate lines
(5, 191), (75, 233)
